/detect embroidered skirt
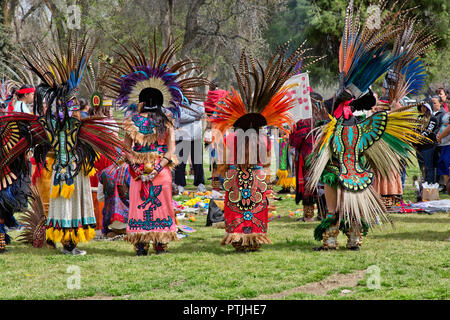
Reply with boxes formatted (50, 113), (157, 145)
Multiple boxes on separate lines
(125, 167), (177, 245)
(221, 166), (272, 248)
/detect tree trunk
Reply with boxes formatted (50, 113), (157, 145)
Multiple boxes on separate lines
(44, 0), (66, 43)
(160, 0), (174, 47)
(180, 0), (205, 58)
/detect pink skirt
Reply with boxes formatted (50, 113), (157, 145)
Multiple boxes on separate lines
(125, 167), (178, 244)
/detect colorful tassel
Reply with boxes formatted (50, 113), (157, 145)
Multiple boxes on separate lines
(86, 227), (96, 241)
(60, 183), (75, 199)
(70, 229), (77, 244)
(50, 184), (60, 199)
(64, 229), (71, 242)
(87, 167), (97, 177)
(77, 228), (86, 243)
(54, 229), (63, 243)
(46, 227), (54, 240)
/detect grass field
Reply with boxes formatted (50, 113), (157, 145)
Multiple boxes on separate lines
(1, 186), (449, 300)
(1, 119), (449, 300)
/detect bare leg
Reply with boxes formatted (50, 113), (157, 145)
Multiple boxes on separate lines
(324, 183), (337, 215)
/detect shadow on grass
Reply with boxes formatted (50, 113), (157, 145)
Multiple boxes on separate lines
(371, 230), (450, 242)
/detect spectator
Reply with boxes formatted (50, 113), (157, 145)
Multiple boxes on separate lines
(436, 109), (450, 192)
(79, 98), (90, 118)
(174, 100), (206, 194)
(416, 103), (439, 184)
(11, 84), (35, 114)
(431, 95), (445, 127)
(436, 88), (448, 112)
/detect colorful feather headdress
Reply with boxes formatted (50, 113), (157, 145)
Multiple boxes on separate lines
(0, 76), (19, 105)
(338, 0), (415, 98)
(82, 52), (114, 112)
(101, 34), (209, 116)
(209, 41), (323, 133)
(387, 18), (439, 104)
(0, 52), (40, 88)
(21, 32), (96, 116)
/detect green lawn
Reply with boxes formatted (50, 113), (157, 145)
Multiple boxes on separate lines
(1, 189), (449, 300)
(1, 125), (448, 300)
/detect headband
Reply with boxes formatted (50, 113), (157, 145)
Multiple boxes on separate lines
(17, 88), (35, 95)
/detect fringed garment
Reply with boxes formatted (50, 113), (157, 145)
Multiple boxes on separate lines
(124, 113), (178, 245)
(307, 107), (427, 231)
(222, 165), (272, 249)
(46, 169), (96, 245)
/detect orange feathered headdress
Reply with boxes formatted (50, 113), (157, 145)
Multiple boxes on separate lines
(208, 42), (322, 134)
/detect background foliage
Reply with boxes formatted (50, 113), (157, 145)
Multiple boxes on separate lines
(0, 0), (448, 99)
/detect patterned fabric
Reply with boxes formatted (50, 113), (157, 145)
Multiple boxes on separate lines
(132, 114), (156, 135)
(332, 112), (387, 191)
(99, 163), (130, 234)
(125, 115), (177, 243)
(133, 143), (167, 154)
(127, 167), (176, 234)
(290, 119), (314, 200)
(90, 155), (113, 188)
(279, 138), (289, 171)
(223, 166), (268, 235)
(47, 172), (96, 229)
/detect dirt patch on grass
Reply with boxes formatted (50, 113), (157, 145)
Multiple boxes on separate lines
(253, 270), (367, 299)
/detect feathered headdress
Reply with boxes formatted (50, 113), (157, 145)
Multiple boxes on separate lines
(21, 32), (96, 116)
(101, 34), (209, 116)
(209, 41), (323, 133)
(82, 52), (114, 113)
(0, 76), (19, 106)
(338, 0), (414, 98)
(387, 18), (439, 104)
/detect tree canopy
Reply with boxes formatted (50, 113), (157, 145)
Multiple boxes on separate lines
(0, 0), (448, 96)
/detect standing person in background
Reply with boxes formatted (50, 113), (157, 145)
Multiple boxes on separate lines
(174, 100), (207, 194)
(10, 84), (35, 114)
(79, 98), (90, 119)
(436, 110), (450, 193)
(88, 97), (117, 231)
(436, 88), (448, 112)
(204, 80), (230, 191)
(416, 102), (439, 184)
(432, 95), (446, 127)
(432, 95), (446, 184)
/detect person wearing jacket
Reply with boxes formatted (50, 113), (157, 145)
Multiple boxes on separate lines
(416, 103), (439, 184)
(174, 100), (207, 193)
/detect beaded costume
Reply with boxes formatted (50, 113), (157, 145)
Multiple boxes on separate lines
(101, 35), (209, 255)
(0, 33), (125, 253)
(209, 44), (321, 252)
(307, 0), (437, 251)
